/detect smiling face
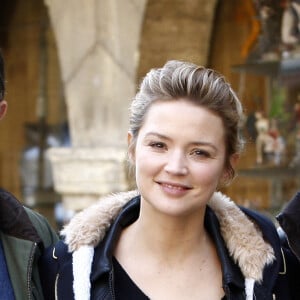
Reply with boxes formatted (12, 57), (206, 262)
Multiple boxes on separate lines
(129, 99), (229, 218)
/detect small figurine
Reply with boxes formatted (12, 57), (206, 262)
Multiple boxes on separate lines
(255, 113), (285, 165)
(269, 118), (286, 165)
(255, 111), (270, 164)
(289, 102), (300, 167)
(244, 0), (283, 61)
(281, 0), (300, 57)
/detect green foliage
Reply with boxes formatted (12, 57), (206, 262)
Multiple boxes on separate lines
(269, 85), (290, 122)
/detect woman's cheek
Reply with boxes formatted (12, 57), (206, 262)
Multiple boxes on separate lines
(192, 163), (224, 185)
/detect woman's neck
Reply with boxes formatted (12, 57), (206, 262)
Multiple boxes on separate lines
(115, 201), (208, 264)
(113, 199), (223, 300)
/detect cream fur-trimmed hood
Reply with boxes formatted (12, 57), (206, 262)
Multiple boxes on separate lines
(61, 190), (139, 252)
(61, 190), (275, 300)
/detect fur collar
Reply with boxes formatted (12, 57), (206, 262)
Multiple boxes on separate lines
(61, 190), (275, 300)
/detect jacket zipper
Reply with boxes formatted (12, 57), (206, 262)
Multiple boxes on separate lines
(109, 269), (115, 300)
(224, 284), (231, 300)
(27, 242), (37, 300)
(55, 273), (60, 300)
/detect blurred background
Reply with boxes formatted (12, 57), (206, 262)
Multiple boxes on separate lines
(0, 0), (299, 230)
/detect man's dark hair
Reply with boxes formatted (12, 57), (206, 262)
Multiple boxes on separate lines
(0, 51), (5, 101)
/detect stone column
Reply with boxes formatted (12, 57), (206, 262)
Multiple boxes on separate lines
(44, 0), (146, 210)
(47, 147), (128, 211)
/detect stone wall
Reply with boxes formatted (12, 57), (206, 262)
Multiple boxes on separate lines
(137, 0), (218, 80)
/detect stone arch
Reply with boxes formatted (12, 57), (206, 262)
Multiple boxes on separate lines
(42, 0), (229, 212)
(44, 0), (219, 148)
(45, 0), (147, 147)
(44, 1), (148, 211)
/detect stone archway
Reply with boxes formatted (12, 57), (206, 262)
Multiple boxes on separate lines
(43, 0), (219, 212)
(44, 1), (148, 211)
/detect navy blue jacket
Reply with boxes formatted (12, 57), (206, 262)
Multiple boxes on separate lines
(39, 196), (300, 300)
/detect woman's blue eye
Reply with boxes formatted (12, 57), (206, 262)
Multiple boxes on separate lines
(150, 142), (165, 148)
(192, 149), (210, 157)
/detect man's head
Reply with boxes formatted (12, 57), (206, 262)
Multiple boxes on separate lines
(0, 51), (7, 120)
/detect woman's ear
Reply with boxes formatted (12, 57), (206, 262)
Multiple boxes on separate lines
(127, 132), (135, 163)
(0, 100), (7, 121)
(220, 153), (240, 187)
(230, 153), (240, 169)
(127, 131), (132, 146)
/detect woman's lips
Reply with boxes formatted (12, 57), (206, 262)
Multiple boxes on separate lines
(157, 181), (192, 196)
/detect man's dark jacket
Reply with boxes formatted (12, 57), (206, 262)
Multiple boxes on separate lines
(0, 188), (58, 300)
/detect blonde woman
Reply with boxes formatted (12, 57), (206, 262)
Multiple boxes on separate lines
(40, 61), (300, 300)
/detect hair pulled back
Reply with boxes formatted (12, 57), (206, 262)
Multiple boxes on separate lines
(129, 60), (244, 180)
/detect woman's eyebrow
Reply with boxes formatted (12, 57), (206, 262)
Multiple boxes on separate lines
(144, 132), (169, 140)
(190, 141), (218, 151)
(145, 132), (218, 151)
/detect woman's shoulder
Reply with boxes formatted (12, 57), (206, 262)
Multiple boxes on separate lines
(240, 206), (277, 230)
(209, 192), (278, 239)
(61, 190), (139, 252)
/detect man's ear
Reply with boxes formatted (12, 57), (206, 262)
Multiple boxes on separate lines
(0, 100), (7, 120)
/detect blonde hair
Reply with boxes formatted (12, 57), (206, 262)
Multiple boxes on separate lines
(129, 60), (244, 179)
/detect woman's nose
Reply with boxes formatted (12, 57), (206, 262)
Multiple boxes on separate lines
(164, 150), (188, 175)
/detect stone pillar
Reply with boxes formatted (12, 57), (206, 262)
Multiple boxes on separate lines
(44, 0), (146, 209)
(47, 147), (128, 211)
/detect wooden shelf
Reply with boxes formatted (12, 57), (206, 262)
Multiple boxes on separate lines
(238, 166), (300, 179)
(232, 58), (300, 86)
